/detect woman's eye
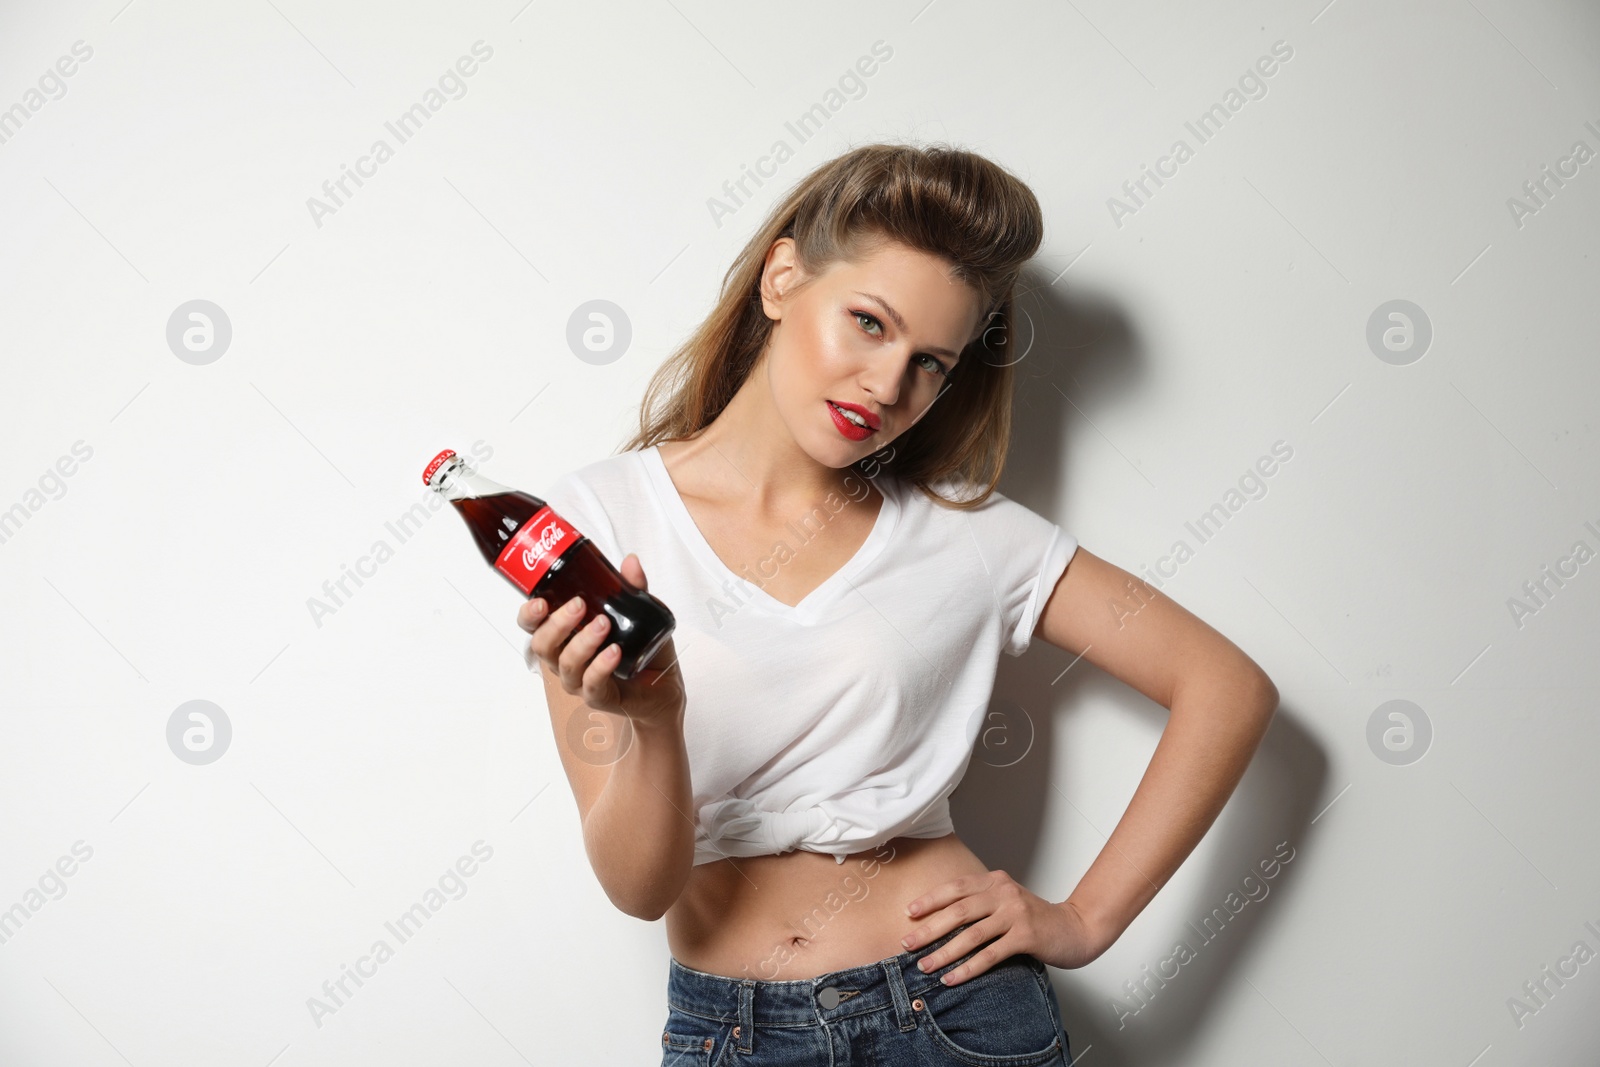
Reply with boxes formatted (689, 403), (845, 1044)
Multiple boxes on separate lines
(854, 310), (945, 377)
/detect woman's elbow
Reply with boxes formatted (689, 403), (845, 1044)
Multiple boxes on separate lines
(600, 882), (670, 922)
(594, 862), (689, 922)
(1247, 666), (1280, 721)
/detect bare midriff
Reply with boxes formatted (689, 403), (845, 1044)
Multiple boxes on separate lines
(664, 833), (992, 981)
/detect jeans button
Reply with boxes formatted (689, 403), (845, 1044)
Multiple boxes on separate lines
(818, 985), (842, 1009)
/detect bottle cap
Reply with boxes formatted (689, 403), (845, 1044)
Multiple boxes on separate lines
(422, 449), (458, 486)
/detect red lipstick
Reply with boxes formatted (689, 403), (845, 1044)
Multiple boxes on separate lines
(827, 399), (878, 441)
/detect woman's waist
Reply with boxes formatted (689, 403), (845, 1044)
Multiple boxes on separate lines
(664, 833), (989, 981)
(691, 786), (960, 865)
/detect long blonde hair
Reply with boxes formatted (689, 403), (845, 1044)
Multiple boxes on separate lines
(620, 142), (1045, 508)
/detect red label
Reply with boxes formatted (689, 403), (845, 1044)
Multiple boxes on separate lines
(494, 506), (581, 595)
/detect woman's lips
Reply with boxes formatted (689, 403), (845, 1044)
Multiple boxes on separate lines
(827, 400), (877, 441)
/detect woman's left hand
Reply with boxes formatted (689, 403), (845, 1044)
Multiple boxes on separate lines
(899, 869), (1104, 985)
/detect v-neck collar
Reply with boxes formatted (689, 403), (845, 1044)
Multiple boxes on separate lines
(637, 444), (900, 623)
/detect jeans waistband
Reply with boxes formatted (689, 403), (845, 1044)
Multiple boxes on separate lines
(666, 921), (1004, 1028)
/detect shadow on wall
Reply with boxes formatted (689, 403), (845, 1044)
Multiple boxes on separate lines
(949, 263), (1328, 1066)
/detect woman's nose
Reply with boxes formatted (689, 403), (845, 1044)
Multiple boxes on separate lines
(858, 355), (911, 408)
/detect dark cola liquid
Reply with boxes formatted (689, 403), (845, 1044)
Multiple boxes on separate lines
(451, 490), (675, 680)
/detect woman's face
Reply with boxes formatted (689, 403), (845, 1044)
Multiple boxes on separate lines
(757, 236), (986, 468)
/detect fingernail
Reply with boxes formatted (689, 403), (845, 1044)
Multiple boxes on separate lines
(567, 597), (583, 614)
(901, 937), (912, 949)
(530, 599), (546, 615)
(917, 959), (929, 972)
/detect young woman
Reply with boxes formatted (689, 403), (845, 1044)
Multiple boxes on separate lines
(520, 143), (1278, 1066)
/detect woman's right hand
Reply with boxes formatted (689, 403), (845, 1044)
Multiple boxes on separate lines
(517, 552), (685, 730)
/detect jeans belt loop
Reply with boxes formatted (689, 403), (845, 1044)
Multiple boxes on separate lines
(737, 979), (755, 1054)
(880, 957), (917, 1032)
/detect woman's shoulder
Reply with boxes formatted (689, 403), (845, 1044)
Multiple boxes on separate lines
(544, 450), (655, 543)
(544, 450), (655, 561)
(901, 469), (992, 510)
(550, 447), (650, 496)
(899, 471), (1062, 547)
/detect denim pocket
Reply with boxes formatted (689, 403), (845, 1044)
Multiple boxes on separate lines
(914, 955), (1063, 1066)
(660, 1005), (737, 1067)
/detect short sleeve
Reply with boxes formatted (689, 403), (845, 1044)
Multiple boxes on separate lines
(959, 488), (1079, 657)
(543, 469), (624, 568)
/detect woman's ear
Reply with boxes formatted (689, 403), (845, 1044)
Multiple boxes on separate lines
(758, 237), (801, 321)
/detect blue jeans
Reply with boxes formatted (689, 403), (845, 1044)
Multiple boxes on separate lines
(661, 921), (1073, 1065)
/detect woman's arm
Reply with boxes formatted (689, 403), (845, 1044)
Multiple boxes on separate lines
(540, 669), (697, 921)
(1034, 547), (1280, 958)
(523, 554), (697, 923)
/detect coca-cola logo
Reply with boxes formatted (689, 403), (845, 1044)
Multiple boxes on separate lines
(520, 521), (566, 570)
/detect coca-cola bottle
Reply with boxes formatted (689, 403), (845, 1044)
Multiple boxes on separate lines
(422, 449), (675, 680)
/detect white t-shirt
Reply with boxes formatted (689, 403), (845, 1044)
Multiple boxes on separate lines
(542, 444), (1078, 866)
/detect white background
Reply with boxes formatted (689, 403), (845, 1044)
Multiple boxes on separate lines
(1, 1), (1597, 1064)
